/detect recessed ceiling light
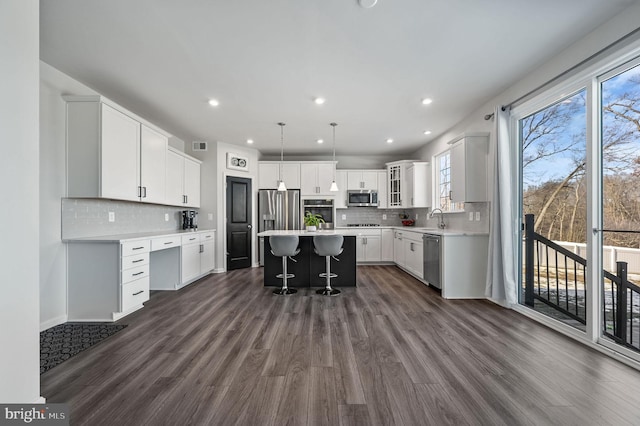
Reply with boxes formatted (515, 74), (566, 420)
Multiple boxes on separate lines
(421, 98), (433, 105)
(208, 99), (219, 107)
(423, 130), (432, 135)
(359, 0), (378, 8)
(317, 139), (324, 144)
(246, 139), (254, 144)
(314, 97), (325, 105)
(386, 138), (394, 144)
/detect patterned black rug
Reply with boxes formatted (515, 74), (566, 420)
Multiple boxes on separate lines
(40, 323), (127, 374)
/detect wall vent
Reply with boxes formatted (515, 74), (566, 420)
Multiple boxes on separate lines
(192, 141), (208, 151)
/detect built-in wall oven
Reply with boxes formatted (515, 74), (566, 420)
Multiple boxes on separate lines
(423, 233), (441, 289)
(302, 198), (334, 229)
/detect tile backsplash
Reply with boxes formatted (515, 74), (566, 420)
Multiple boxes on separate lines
(62, 198), (189, 239)
(336, 202), (490, 231)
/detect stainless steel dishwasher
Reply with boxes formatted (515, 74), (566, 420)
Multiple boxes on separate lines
(423, 233), (441, 289)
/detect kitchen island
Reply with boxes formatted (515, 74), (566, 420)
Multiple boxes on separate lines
(257, 230), (356, 288)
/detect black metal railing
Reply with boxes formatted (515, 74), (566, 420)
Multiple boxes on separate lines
(524, 214), (640, 352)
(603, 263), (640, 352)
(524, 214), (587, 324)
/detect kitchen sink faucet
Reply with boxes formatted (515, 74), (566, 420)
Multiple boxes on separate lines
(430, 208), (446, 229)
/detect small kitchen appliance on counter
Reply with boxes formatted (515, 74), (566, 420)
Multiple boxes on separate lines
(182, 210), (198, 230)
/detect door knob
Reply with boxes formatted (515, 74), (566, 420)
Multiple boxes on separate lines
(247, 224), (252, 229)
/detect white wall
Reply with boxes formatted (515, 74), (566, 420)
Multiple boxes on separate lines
(40, 62), (99, 330)
(412, 2), (640, 163)
(187, 142), (260, 271)
(0, 0), (41, 403)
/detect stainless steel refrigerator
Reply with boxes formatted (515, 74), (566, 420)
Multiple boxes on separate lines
(258, 189), (301, 265)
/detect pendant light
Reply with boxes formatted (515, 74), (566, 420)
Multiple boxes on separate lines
(329, 122), (339, 192)
(277, 122), (287, 191)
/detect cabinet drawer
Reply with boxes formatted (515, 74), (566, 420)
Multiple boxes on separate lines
(121, 252), (150, 270)
(200, 232), (215, 241)
(151, 235), (181, 251)
(121, 264), (149, 284)
(122, 276), (150, 312)
(352, 229), (381, 237)
(121, 240), (151, 257)
(181, 234), (201, 245)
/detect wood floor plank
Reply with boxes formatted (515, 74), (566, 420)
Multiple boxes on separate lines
(307, 367), (339, 426)
(39, 266), (640, 425)
(350, 337), (397, 426)
(330, 320), (366, 405)
(311, 302), (333, 367)
(233, 375), (285, 426)
(338, 404), (372, 426)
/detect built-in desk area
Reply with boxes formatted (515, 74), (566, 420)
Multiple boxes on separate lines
(64, 229), (215, 321)
(257, 230), (357, 288)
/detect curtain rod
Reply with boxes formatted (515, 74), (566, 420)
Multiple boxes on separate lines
(500, 25), (640, 112)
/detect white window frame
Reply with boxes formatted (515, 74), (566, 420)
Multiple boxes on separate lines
(433, 149), (464, 213)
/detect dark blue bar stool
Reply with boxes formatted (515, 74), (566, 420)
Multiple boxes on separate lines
(270, 235), (300, 295)
(313, 234), (343, 296)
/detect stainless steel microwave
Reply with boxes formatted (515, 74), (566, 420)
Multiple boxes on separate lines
(347, 190), (378, 207)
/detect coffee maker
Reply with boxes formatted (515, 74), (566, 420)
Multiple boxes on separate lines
(182, 210), (198, 230)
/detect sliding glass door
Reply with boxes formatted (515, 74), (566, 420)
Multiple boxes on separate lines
(516, 54), (640, 361)
(599, 61), (640, 354)
(520, 90), (588, 331)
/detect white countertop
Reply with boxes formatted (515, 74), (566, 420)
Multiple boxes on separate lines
(257, 229), (355, 237)
(63, 228), (216, 243)
(259, 227), (488, 237)
(335, 226), (488, 237)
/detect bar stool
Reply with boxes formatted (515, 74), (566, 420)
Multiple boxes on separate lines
(313, 234), (343, 296)
(270, 235), (300, 295)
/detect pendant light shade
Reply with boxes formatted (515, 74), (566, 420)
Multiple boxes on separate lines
(329, 122), (339, 192)
(277, 122), (287, 191)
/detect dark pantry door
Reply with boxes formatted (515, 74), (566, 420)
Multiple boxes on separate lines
(226, 176), (252, 270)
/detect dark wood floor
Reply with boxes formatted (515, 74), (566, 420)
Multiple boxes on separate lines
(42, 266), (640, 425)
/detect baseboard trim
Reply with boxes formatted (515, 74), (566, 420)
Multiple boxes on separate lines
(34, 397), (46, 404)
(40, 314), (68, 332)
(213, 268), (225, 274)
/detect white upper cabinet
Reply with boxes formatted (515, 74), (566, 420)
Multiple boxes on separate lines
(65, 96), (172, 205)
(140, 125), (168, 204)
(385, 160), (430, 208)
(258, 161), (301, 189)
(406, 162), (430, 208)
(166, 149), (185, 206)
(300, 161), (336, 196)
(448, 132), (489, 203)
(166, 148), (201, 208)
(183, 157), (201, 208)
(100, 103), (141, 201)
(377, 171), (387, 209)
(347, 170), (378, 190)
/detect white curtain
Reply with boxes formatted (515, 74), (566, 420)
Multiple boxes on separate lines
(485, 106), (518, 304)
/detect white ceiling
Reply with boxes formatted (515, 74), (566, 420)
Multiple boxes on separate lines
(40, 0), (636, 156)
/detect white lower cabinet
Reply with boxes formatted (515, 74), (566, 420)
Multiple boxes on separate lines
(67, 239), (151, 322)
(403, 232), (424, 279)
(381, 228), (394, 261)
(181, 231), (216, 286)
(121, 277), (150, 312)
(393, 230), (423, 280)
(356, 235), (381, 262)
(200, 232), (216, 274)
(66, 230), (216, 321)
(181, 235), (202, 284)
(393, 230), (405, 266)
